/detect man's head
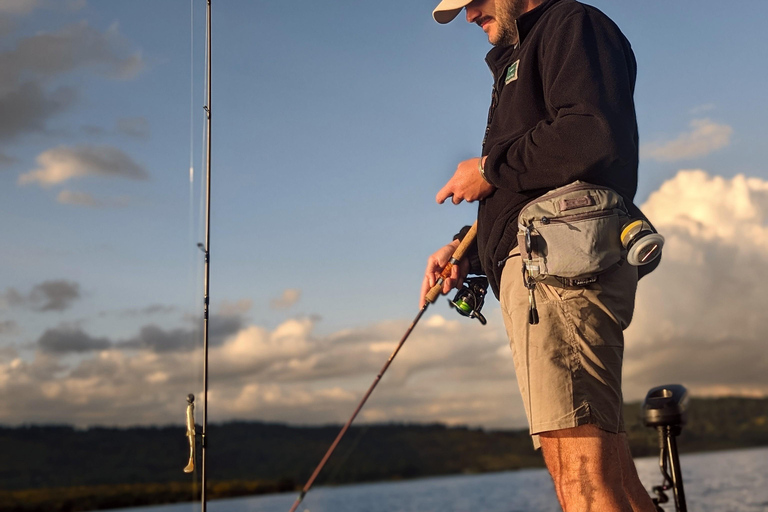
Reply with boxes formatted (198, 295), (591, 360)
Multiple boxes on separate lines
(433, 0), (534, 47)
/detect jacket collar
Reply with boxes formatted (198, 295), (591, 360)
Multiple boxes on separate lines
(485, 0), (565, 73)
(517, 0), (563, 44)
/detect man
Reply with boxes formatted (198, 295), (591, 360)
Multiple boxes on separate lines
(421, 0), (659, 510)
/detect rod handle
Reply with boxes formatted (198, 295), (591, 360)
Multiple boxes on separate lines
(424, 221), (478, 304)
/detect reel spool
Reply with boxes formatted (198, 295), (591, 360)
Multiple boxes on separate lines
(621, 219), (664, 266)
(448, 276), (488, 325)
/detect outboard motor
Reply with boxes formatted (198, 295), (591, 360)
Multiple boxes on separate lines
(643, 384), (689, 512)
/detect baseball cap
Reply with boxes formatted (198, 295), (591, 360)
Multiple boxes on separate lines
(432, 0), (472, 24)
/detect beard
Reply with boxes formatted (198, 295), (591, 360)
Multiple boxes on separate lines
(492, 0), (526, 47)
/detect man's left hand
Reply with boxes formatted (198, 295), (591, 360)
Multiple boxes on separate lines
(436, 157), (496, 205)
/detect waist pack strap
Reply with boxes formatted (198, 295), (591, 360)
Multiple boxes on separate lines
(540, 259), (624, 288)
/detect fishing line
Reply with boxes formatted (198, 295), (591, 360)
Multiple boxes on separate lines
(323, 424), (372, 484)
(188, 0), (196, 254)
(186, 0), (206, 388)
(197, 4), (209, 252)
(286, 222), (478, 512)
(183, 2), (211, 511)
(187, 0), (202, 335)
(185, 1), (202, 509)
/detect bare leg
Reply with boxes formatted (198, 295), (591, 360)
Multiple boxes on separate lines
(618, 433), (657, 511)
(539, 424), (655, 512)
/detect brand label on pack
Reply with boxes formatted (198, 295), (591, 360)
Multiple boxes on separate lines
(505, 60), (519, 84)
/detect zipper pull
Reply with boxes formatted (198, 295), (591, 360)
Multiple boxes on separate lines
(526, 276), (539, 325)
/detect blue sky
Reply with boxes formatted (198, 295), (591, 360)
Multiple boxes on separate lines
(2, 0), (768, 429)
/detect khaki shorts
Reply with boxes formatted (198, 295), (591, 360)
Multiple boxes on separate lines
(500, 249), (638, 449)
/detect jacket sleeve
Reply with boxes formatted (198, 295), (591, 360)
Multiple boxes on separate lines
(483, 9), (638, 192)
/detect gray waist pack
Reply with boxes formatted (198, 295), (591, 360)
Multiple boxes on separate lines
(517, 181), (629, 287)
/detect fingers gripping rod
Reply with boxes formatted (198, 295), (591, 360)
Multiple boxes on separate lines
(424, 222), (477, 304)
(286, 222), (477, 512)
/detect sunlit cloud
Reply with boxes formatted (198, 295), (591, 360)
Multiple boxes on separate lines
(641, 119), (733, 162)
(1, 311), (518, 427)
(270, 288), (301, 309)
(624, 170), (768, 399)
(19, 145), (148, 186)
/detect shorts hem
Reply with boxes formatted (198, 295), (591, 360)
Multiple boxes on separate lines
(529, 404), (622, 449)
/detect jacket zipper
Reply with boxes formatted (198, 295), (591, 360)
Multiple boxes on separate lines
(539, 210), (616, 225)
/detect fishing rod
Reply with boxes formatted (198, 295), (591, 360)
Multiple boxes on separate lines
(184, 2), (212, 512)
(286, 222), (478, 512)
(200, 2), (212, 509)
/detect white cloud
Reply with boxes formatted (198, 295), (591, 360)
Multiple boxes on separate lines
(624, 170), (768, 399)
(641, 119), (733, 162)
(19, 145), (148, 186)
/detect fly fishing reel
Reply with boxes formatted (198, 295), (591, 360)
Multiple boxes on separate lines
(621, 219), (664, 266)
(448, 276), (488, 325)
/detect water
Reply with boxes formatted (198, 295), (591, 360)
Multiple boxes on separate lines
(115, 447), (768, 512)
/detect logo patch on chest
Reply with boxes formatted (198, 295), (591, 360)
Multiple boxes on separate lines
(505, 60), (520, 84)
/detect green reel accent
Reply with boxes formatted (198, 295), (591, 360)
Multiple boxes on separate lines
(452, 298), (473, 314)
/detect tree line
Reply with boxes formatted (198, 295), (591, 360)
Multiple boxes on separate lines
(1, 396), (766, 511)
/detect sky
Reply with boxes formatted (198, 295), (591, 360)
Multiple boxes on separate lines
(1, 0), (768, 430)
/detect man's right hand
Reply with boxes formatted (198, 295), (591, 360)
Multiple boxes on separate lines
(419, 240), (470, 308)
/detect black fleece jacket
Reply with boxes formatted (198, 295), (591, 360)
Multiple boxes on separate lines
(470, 0), (645, 298)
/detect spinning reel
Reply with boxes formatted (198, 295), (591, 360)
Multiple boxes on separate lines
(448, 276), (488, 325)
(621, 219), (664, 266)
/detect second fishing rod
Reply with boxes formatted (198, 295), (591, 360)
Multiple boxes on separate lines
(286, 221), (483, 512)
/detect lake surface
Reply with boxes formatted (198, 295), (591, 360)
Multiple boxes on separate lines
(115, 446), (768, 512)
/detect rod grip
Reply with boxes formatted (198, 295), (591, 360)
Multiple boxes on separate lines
(424, 221), (478, 304)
